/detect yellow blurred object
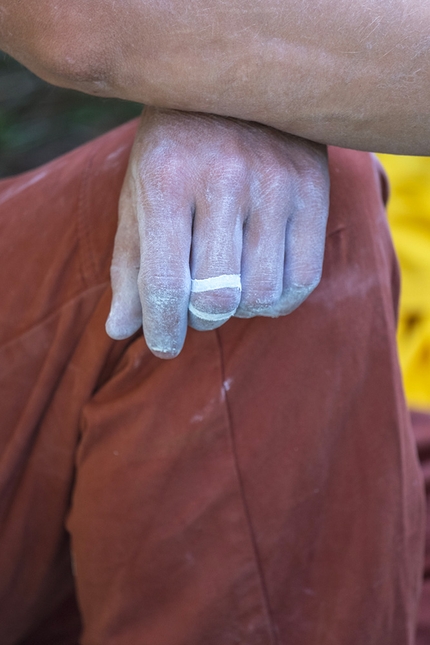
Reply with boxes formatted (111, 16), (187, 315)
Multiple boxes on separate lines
(377, 154), (430, 408)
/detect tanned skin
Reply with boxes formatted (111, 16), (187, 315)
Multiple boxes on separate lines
(1, 0), (428, 355)
(0, 0), (429, 154)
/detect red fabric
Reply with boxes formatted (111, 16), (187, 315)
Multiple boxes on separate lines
(0, 121), (425, 644)
(411, 411), (430, 645)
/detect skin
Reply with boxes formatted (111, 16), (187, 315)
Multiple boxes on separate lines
(0, 0), (429, 154)
(1, 0), (427, 355)
(106, 108), (329, 358)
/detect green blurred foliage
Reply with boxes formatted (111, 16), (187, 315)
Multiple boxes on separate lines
(0, 52), (142, 177)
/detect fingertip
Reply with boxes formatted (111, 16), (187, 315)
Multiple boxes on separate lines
(276, 282), (318, 316)
(148, 346), (182, 360)
(145, 330), (186, 359)
(105, 305), (142, 340)
(140, 282), (189, 359)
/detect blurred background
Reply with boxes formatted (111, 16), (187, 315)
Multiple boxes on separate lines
(0, 51), (142, 177)
(377, 152), (430, 411)
(1, 50), (430, 410)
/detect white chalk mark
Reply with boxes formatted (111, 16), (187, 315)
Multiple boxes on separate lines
(223, 378), (233, 391)
(0, 170), (48, 206)
(188, 302), (236, 321)
(191, 274), (241, 293)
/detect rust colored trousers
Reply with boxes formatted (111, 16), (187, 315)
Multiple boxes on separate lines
(0, 121), (425, 645)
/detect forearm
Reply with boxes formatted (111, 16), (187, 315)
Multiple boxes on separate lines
(1, 0), (429, 154)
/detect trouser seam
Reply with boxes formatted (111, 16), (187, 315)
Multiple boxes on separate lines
(215, 329), (277, 645)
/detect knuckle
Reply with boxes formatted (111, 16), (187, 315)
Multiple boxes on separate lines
(149, 150), (182, 174)
(210, 153), (248, 186)
(140, 151), (185, 189)
(291, 164), (330, 208)
(296, 179), (330, 212)
(268, 167), (291, 191)
(252, 162), (292, 202)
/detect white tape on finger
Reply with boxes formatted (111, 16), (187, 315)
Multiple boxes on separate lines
(191, 274), (241, 293)
(188, 302), (236, 321)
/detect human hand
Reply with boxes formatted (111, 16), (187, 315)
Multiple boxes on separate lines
(106, 107), (329, 358)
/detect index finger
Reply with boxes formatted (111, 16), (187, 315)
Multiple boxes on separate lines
(136, 181), (193, 359)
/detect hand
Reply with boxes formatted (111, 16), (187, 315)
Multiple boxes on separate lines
(106, 107), (329, 358)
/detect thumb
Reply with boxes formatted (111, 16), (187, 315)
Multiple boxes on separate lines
(106, 181), (142, 339)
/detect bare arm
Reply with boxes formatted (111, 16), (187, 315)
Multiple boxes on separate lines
(1, 0), (429, 154)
